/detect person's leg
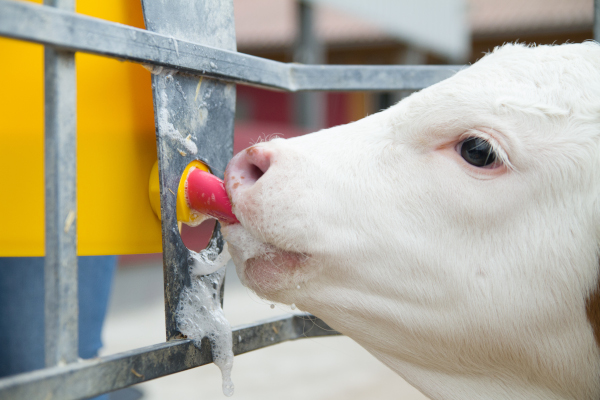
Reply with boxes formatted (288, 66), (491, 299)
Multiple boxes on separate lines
(0, 257), (44, 376)
(0, 256), (117, 400)
(78, 256), (117, 360)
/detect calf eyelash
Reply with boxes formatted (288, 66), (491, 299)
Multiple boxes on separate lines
(458, 131), (513, 171)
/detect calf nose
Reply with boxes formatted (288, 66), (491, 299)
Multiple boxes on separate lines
(225, 146), (272, 192)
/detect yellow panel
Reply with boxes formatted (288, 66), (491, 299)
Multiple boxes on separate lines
(0, 36), (45, 256)
(0, 0), (163, 256)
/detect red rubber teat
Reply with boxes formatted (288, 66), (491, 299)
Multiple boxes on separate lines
(186, 168), (239, 224)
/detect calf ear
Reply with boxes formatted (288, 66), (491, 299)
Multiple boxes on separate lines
(589, 191), (600, 346)
(585, 202), (600, 348)
(586, 257), (600, 349)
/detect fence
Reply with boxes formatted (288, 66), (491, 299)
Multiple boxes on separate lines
(0, 0), (579, 398)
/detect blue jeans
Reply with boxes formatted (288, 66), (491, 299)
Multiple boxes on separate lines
(0, 256), (116, 400)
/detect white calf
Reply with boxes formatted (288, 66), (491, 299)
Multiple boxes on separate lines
(223, 43), (600, 400)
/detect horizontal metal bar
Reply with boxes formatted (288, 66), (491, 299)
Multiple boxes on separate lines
(0, 314), (339, 400)
(0, 0), (463, 91)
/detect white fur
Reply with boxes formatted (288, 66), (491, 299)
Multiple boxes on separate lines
(223, 43), (600, 399)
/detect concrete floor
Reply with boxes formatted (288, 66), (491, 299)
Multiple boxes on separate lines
(101, 259), (429, 400)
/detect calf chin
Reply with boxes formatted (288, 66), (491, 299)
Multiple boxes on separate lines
(223, 224), (318, 299)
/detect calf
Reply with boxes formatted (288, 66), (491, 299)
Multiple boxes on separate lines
(222, 43), (600, 400)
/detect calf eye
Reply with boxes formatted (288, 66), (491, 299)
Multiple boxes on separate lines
(460, 137), (497, 167)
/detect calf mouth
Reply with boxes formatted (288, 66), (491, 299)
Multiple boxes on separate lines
(223, 145), (316, 296)
(223, 224), (312, 295)
(244, 249), (310, 292)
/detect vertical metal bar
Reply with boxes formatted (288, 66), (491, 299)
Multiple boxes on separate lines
(141, 0), (237, 341)
(595, 0), (600, 43)
(44, 0), (78, 367)
(393, 46), (428, 104)
(294, 0), (325, 129)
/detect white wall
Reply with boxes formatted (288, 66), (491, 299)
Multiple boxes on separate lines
(309, 0), (470, 62)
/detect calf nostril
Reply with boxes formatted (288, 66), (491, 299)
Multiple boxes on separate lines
(245, 146), (272, 179)
(245, 162), (264, 183)
(226, 146), (274, 192)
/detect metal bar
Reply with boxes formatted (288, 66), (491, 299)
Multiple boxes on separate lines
(0, 0), (462, 91)
(294, 0), (326, 129)
(595, 0), (600, 42)
(140, 0), (237, 342)
(43, 0), (78, 367)
(0, 315), (339, 400)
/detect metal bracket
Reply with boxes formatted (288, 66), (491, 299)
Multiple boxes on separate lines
(140, 0), (237, 341)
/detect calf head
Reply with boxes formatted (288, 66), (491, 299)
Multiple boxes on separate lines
(223, 43), (600, 399)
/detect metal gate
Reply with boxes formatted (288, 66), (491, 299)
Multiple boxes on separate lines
(0, 0), (468, 398)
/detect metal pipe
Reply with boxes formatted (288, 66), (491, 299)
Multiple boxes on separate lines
(43, 0), (78, 368)
(0, 1), (462, 92)
(595, 0), (600, 43)
(294, 0), (326, 129)
(0, 314), (339, 400)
